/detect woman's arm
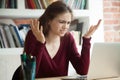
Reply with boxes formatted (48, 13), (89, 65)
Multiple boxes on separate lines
(24, 30), (46, 75)
(69, 19), (101, 75)
(24, 30), (45, 55)
(68, 34), (91, 75)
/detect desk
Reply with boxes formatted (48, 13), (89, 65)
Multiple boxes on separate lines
(36, 77), (61, 80)
(36, 76), (87, 80)
(93, 77), (120, 80)
(36, 76), (120, 80)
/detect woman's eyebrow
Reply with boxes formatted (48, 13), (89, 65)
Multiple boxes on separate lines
(58, 19), (71, 22)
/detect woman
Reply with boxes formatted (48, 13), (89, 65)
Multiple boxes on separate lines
(24, 1), (101, 78)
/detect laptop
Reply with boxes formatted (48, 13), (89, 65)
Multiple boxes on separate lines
(88, 42), (120, 79)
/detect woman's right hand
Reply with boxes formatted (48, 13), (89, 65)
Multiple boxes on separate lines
(31, 19), (46, 43)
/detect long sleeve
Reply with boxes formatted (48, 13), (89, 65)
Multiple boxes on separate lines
(24, 30), (45, 56)
(24, 30), (46, 76)
(68, 33), (91, 75)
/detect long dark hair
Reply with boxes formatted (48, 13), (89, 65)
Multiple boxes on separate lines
(39, 1), (73, 36)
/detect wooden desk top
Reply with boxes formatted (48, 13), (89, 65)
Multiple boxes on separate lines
(36, 76), (86, 80)
(36, 77), (61, 80)
(36, 76), (120, 80)
(36, 76), (66, 80)
(35, 76), (94, 80)
(94, 77), (120, 80)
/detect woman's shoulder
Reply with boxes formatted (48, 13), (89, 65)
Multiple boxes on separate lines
(27, 30), (32, 35)
(26, 30), (34, 37)
(25, 30), (36, 41)
(62, 32), (74, 41)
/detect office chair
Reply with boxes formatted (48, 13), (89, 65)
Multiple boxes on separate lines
(12, 65), (23, 80)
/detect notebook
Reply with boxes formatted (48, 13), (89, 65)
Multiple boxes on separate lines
(88, 42), (120, 79)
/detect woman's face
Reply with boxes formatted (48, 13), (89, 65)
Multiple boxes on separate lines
(48, 12), (72, 36)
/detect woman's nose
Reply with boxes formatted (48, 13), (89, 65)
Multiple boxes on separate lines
(63, 23), (69, 29)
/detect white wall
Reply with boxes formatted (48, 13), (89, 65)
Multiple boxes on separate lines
(89, 0), (104, 43)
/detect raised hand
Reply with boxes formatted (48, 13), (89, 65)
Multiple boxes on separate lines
(84, 19), (102, 38)
(31, 19), (46, 43)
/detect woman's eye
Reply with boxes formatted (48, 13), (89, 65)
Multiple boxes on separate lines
(58, 20), (71, 24)
(59, 21), (65, 24)
(67, 22), (71, 24)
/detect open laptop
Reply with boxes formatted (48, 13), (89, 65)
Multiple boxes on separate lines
(88, 42), (120, 79)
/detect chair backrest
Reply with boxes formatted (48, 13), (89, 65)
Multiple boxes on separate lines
(12, 65), (22, 80)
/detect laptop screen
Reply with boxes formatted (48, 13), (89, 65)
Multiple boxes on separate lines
(88, 42), (120, 79)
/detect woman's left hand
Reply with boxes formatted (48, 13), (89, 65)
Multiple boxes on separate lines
(84, 19), (102, 38)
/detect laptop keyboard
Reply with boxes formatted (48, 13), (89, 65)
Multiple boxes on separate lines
(61, 75), (87, 80)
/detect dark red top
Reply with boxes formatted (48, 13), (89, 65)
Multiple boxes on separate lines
(24, 30), (91, 78)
